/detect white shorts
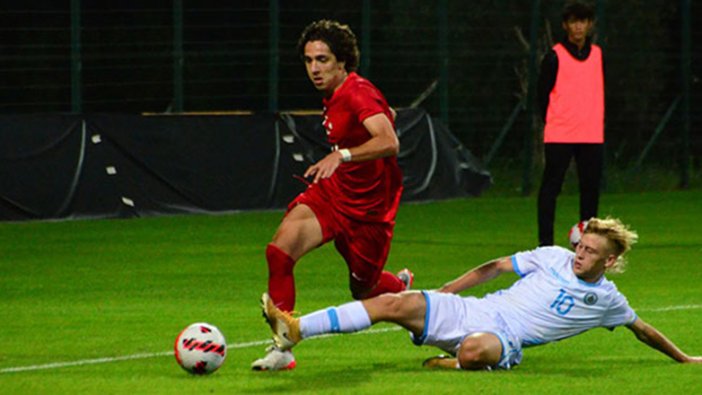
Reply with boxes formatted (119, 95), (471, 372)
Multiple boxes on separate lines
(411, 291), (523, 370)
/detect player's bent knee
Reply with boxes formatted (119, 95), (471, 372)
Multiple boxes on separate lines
(457, 349), (491, 370)
(268, 238), (296, 261)
(270, 226), (292, 250)
(457, 333), (502, 370)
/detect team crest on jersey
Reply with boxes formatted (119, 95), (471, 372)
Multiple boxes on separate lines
(584, 292), (598, 305)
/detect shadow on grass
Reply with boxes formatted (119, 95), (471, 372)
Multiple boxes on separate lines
(244, 362), (399, 393)
(519, 355), (669, 378)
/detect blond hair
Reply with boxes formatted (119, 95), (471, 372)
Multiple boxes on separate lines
(583, 217), (638, 273)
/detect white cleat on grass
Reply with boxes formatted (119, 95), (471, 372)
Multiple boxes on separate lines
(251, 345), (297, 371)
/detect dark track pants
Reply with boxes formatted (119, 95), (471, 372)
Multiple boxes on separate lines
(537, 143), (603, 246)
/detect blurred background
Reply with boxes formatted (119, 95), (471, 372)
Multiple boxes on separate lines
(1, 0), (699, 193)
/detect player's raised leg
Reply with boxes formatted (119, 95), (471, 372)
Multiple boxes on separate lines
(252, 204), (323, 371)
(362, 291), (426, 335)
(261, 291), (427, 351)
(334, 220), (413, 299)
(266, 204), (323, 311)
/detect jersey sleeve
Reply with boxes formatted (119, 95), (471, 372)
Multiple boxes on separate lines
(511, 248), (545, 278)
(512, 246), (571, 278)
(347, 82), (387, 123)
(601, 289), (637, 329)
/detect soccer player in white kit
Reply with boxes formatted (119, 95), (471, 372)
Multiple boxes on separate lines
(260, 217), (702, 370)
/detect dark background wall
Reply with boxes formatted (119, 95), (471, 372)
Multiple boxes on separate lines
(0, 109), (491, 221)
(0, 0), (699, 187)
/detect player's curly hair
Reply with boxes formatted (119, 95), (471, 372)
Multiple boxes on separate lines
(584, 217), (638, 273)
(297, 19), (360, 72)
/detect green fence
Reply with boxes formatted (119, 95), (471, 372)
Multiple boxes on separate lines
(1, 0), (699, 191)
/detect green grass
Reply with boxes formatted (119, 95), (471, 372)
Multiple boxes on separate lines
(1, 190), (701, 394)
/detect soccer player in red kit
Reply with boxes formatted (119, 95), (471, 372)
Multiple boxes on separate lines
(251, 19), (413, 371)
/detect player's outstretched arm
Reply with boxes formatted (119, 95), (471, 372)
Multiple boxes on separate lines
(627, 318), (702, 363)
(438, 256), (514, 294)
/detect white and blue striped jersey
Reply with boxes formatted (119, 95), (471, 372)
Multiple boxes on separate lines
(480, 246), (637, 347)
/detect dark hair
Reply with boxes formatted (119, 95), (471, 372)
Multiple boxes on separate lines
(297, 20), (360, 72)
(562, 1), (595, 22)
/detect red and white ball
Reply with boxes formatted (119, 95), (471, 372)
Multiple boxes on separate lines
(568, 220), (588, 249)
(174, 323), (227, 375)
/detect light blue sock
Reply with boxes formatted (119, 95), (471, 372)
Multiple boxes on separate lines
(300, 301), (371, 338)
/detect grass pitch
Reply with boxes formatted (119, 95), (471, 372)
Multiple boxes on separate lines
(1, 190), (701, 394)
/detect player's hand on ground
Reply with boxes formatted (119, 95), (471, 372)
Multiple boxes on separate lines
(304, 151), (344, 183)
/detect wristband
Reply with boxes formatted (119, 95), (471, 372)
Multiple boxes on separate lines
(339, 148), (352, 163)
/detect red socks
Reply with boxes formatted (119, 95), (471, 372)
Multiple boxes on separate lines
(266, 243), (296, 312)
(267, 243), (406, 309)
(364, 271), (406, 299)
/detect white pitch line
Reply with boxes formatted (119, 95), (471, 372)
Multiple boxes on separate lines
(0, 352), (174, 374)
(636, 304), (702, 313)
(0, 327), (400, 374)
(3, 303), (701, 375)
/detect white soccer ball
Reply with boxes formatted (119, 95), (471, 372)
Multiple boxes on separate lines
(174, 322), (227, 375)
(568, 220), (588, 249)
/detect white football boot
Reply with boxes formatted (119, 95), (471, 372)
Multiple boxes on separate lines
(251, 345), (296, 371)
(397, 268), (414, 290)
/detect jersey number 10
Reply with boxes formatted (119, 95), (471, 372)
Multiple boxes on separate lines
(550, 288), (575, 315)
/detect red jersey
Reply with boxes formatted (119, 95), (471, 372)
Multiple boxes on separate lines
(315, 72), (403, 223)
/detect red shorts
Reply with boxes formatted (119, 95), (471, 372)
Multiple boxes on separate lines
(288, 185), (395, 295)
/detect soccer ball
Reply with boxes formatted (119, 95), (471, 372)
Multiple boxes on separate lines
(568, 220), (588, 249)
(174, 322), (227, 375)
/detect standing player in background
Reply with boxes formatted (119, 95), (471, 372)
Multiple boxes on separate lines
(260, 217), (702, 370)
(537, 1), (605, 246)
(251, 19), (413, 371)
